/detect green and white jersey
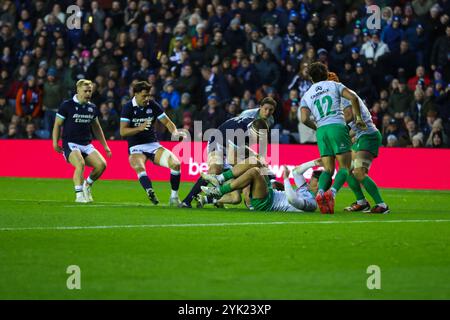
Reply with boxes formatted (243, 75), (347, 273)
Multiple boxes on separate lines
(341, 95), (378, 139)
(300, 80), (346, 128)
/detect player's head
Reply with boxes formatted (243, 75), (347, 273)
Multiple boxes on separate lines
(308, 62), (329, 83)
(327, 71), (340, 82)
(76, 79), (93, 103)
(248, 118), (269, 144)
(309, 170), (323, 194)
(133, 81), (152, 106)
(258, 97), (276, 120)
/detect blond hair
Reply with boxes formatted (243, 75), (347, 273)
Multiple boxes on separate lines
(76, 79), (93, 88)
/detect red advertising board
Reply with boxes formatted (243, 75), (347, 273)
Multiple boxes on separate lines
(0, 140), (449, 190)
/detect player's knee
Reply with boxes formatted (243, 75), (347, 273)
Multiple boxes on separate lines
(169, 158), (181, 172)
(249, 167), (261, 176)
(75, 159), (85, 170)
(353, 168), (366, 181)
(98, 160), (107, 173)
(208, 164), (222, 175)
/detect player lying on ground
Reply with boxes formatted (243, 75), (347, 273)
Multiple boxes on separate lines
(200, 158), (322, 212)
(52, 79), (112, 203)
(120, 81), (186, 206)
(195, 141), (282, 208)
(179, 96), (276, 208)
(300, 62), (367, 214)
(328, 72), (390, 214)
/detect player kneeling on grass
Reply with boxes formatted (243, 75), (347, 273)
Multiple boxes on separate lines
(120, 81), (186, 206)
(52, 79), (112, 203)
(200, 159), (322, 212)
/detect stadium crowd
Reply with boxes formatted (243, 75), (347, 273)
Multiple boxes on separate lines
(0, 0), (449, 148)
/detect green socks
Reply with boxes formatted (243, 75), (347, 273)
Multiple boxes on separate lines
(331, 168), (349, 193)
(362, 176), (384, 204)
(318, 171), (332, 192)
(347, 174), (365, 201)
(219, 183), (232, 195)
(222, 170), (234, 182)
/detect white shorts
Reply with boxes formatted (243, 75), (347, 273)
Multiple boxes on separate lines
(129, 142), (162, 158)
(63, 142), (96, 161)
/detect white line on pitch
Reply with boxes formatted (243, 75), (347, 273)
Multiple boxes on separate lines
(1, 219), (450, 232)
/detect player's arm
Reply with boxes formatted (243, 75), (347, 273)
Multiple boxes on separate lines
(294, 158), (322, 176)
(91, 118), (112, 158)
(119, 119), (151, 137)
(343, 105), (353, 124)
(159, 115), (187, 140)
(283, 166), (305, 209)
(341, 88), (367, 130)
(300, 107), (317, 131)
(52, 116), (64, 153)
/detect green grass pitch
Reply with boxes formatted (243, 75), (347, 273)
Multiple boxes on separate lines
(0, 177), (449, 299)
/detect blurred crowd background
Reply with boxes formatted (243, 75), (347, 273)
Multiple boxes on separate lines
(0, 0), (449, 148)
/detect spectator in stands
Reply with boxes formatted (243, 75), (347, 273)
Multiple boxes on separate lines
(431, 25), (450, 82)
(410, 88), (437, 129)
(98, 103), (119, 140)
(382, 15), (404, 52)
(388, 78), (413, 120)
(360, 31), (389, 62)
(199, 94), (226, 132)
(24, 122), (38, 139)
(260, 23), (282, 62)
(42, 68), (63, 137)
(15, 75), (42, 122)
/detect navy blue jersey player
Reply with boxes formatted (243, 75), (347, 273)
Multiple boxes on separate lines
(180, 97), (276, 208)
(120, 81), (186, 206)
(52, 79), (112, 203)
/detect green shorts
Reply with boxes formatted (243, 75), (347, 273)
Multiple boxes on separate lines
(249, 175), (273, 211)
(352, 131), (382, 157)
(316, 124), (352, 157)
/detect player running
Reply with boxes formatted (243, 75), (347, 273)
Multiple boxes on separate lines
(52, 79), (112, 203)
(200, 158), (322, 212)
(120, 81), (186, 206)
(299, 62), (367, 213)
(179, 97), (276, 208)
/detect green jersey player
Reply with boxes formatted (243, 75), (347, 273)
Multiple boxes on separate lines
(299, 62), (367, 213)
(342, 92), (390, 214)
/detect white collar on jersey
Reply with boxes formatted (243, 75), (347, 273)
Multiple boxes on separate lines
(73, 95), (80, 104)
(132, 96), (139, 107)
(73, 94), (89, 105)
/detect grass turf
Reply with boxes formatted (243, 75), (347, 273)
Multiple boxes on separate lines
(0, 177), (449, 299)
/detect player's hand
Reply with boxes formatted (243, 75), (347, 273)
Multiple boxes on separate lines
(104, 146), (112, 158)
(282, 166), (290, 179)
(355, 117), (368, 131)
(139, 119), (152, 132)
(53, 143), (63, 154)
(314, 158), (323, 166)
(172, 130), (187, 140)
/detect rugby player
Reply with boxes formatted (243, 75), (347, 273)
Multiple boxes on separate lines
(120, 81), (186, 206)
(200, 158), (322, 212)
(52, 79), (112, 203)
(300, 62), (367, 213)
(341, 89), (390, 214)
(179, 97), (276, 208)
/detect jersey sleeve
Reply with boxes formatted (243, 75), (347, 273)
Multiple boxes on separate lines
(56, 101), (68, 120)
(299, 96), (309, 110)
(335, 82), (346, 95)
(152, 101), (167, 120)
(341, 97), (352, 109)
(120, 104), (132, 123)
